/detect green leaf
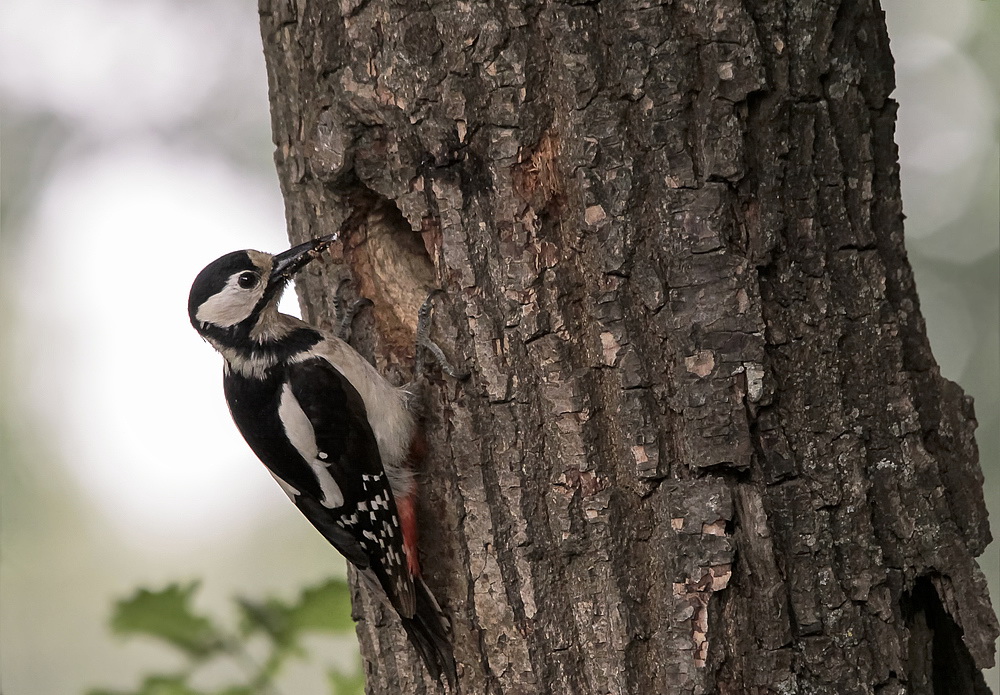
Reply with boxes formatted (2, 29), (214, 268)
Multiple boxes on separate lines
(211, 687), (256, 695)
(137, 675), (209, 695)
(111, 583), (224, 659)
(289, 578), (354, 634)
(327, 665), (366, 695)
(239, 578), (354, 648)
(89, 674), (207, 695)
(237, 596), (294, 645)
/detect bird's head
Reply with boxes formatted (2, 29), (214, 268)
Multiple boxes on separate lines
(188, 236), (334, 340)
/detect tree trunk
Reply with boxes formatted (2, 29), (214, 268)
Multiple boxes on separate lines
(258, 1), (997, 693)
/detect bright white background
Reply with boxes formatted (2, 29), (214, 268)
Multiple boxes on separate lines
(1, 0), (997, 692)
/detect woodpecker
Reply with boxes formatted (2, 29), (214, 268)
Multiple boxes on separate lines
(187, 235), (457, 686)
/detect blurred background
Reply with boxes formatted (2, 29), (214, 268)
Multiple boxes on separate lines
(0, 0), (996, 692)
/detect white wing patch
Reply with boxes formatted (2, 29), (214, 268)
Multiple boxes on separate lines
(278, 383), (344, 509)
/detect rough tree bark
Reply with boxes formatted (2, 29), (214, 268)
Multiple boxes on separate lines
(257, 0), (997, 693)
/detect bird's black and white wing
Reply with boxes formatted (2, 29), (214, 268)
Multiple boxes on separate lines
(283, 356), (417, 616)
(226, 355), (416, 616)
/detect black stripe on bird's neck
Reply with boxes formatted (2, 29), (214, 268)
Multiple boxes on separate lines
(203, 318), (323, 379)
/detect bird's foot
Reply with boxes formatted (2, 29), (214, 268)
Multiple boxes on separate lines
(332, 278), (373, 342)
(411, 290), (469, 386)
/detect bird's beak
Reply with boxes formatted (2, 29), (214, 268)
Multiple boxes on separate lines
(269, 234), (337, 285)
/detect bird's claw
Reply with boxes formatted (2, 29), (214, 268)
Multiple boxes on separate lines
(333, 278), (372, 341)
(414, 290), (469, 382)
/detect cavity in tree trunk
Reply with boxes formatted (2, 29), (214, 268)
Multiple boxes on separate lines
(258, 1), (997, 693)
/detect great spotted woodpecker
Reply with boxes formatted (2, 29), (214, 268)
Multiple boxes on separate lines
(187, 236), (457, 685)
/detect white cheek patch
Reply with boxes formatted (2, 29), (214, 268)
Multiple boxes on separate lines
(195, 272), (268, 328)
(278, 383), (344, 509)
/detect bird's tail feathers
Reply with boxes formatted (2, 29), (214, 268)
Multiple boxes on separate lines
(401, 577), (457, 689)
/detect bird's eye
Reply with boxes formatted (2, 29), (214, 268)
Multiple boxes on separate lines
(237, 272), (259, 289)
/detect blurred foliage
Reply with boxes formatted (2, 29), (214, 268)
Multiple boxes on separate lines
(112, 584), (227, 659)
(87, 579), (364, 695)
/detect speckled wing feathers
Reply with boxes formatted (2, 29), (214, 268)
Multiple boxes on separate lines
(285, 357), (416, 617)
